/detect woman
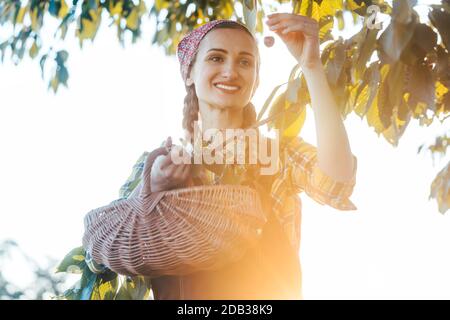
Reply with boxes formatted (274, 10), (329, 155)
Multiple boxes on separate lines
(85, 14), (358, 300)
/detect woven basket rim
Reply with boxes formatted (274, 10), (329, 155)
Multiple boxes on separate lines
(152, 184), (258, 196)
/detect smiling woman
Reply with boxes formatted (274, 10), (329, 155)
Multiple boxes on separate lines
(78, 18), (358, 300)
(181, 21), (261, 138)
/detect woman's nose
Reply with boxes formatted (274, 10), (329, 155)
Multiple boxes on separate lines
(221, 62), (239, 79)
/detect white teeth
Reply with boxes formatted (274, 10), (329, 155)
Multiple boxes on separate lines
(215, 83), (239, 91)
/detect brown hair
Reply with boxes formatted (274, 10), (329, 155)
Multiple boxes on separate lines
(182, 23), (261, 143)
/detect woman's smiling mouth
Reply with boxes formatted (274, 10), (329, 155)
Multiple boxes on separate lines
(214, 83), (241, 93)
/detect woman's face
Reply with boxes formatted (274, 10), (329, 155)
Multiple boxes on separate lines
(186, 28), (259, 111)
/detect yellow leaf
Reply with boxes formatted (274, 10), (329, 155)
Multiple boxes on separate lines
(311, 1), (320, 21)
(59, 0), (69, 18)
(29, 41), (39, 59)
(366, 64), (389, 135)
(436, 81), (448, 100)
(319, 0), (343, 17)
(76, 9), (101, 42)
(221, 2), (234, 19)
(256, 9), (263, 34)
(16, 6), (27, 24)
(283, 104), (306, 138)
(319, 16), (333, 39)
(154, 0), (169, 11)
(198, 8), (204, 21)
(109, 1), (122, 16)
(366, 93), (384, 135)
(381, 122), (398, 146)
(30, 7), (39, 32)
(138, 0), (147, 15)
(91, 278), (118, 300)
(50, 76), (59, 93)
(72, 255), (85, 261)
(347, 0), (364, 11)
(295, 0), (320, 21)
(413, 102), (427, 117)
(353, 85), (366, 117)
(297, 0), (309, 15)
(78, 18), (96, 39)
(126, 8), (139, 30)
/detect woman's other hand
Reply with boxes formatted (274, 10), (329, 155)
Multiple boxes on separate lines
(150, 137), (192, 192)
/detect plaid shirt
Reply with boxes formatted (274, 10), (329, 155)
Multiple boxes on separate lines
(118, 136), (357, 253)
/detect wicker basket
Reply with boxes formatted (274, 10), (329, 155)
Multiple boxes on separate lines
(82, 147), (268, 277)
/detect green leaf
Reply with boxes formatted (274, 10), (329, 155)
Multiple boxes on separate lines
(387, 61), (406, 108)
(354, 28), (379, 80)
(39, 53), (47, 79)
(429, 7), (450, 51)
(354, 62), (380, 117)
(56, 50), (69, 64)
(114, 276), (151, 300)
(401, 23), (437, 65)
(412, 24), (437, 56)
(91, 276), (118, 300)
(58, 65), (69, 86)
(429, 162), (449, 214)
(49, 0), (61, 17)
(391, 0), (416, 24)
(378, 18), (417, 62)
(80, 270), (98, 300)
(325, 39), (345, 86)
(319, 15), (334, 43)
(256, 69), (300, 123)
(366, 64), (390, 135)
(56, 246), (86, 273)
(406, 63), (435, 114)
(436, 45), (449, 80)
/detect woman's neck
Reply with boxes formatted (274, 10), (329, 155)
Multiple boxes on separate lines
(198, 102), (245, 131)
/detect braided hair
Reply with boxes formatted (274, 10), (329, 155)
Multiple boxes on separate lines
(182, 23), (261, 143)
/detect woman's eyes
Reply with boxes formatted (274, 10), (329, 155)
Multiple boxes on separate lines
(209, 56), (251, 66)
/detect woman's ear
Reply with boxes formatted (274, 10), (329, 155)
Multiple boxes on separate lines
(185, 65), (195, 86)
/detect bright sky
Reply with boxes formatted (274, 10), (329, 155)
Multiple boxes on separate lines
(0, 1), (449, 299)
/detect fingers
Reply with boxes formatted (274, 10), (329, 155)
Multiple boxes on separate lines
(169, 144), (192, 165)
(159, 143), (191, 171)
(181, 164), (191, 179)
(173, 163), (188, 179)
(266, 13), (311, 25)
(269, 20), (317, 35)
(162, 162), (176, 177)
(160, 152), (173, 170)
(164, 136), (172, 150)
(266, 13), (318, 35)
(152, 141), (192, 191)
(281, 23), (317, 35)
(161, 163), (191, 189)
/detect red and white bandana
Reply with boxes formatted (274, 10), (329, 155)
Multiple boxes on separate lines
(176, 19), (251, 82)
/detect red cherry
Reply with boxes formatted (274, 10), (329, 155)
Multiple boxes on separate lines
(264, 36), (274, 48)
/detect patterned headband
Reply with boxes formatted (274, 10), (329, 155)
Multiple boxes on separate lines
(176, 19), (254, 83)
